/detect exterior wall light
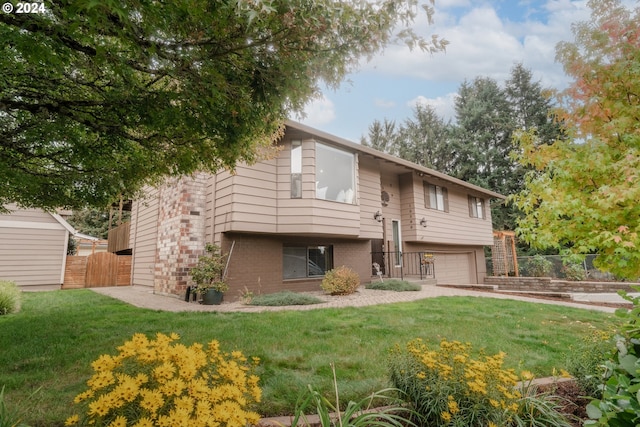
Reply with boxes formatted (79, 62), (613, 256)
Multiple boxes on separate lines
(420, 217), (427, 227)
(374, 211), (383, 222)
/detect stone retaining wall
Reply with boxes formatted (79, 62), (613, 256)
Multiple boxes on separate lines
(484, 276), (639, 293)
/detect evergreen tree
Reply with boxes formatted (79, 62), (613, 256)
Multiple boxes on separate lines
(360, 119), (399, 155)
(398, 104), (453, 171)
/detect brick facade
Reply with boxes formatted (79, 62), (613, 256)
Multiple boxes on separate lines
(220, 233), (372, 299)
(154, 173), (208, 296)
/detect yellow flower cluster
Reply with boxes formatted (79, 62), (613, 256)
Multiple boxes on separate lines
(393, 338), (531, 426)
(65, 332), (261, 427)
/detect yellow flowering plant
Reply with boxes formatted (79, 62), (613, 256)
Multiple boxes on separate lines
(388, 338), (572, 427)
(65, 332), (261, 427)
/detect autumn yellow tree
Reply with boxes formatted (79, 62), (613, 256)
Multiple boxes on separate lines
(511, 0), (640, 279)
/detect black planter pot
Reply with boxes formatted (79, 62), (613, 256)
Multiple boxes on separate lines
(201, 289), (224, 305)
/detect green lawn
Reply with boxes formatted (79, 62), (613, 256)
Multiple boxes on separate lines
(0, 290), (619, 425)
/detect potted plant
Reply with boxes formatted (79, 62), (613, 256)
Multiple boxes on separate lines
(190, 243), (229, 305)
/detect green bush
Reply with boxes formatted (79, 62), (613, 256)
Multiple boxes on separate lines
(566, 330), (614, 398)
(562, 263), (587, 281)
(526, 255), (553, 277)
(366, 279), (421, 292)
(249, 291), (323, 306)
(0, 281), (21, 315)
(320, 266), (360, 295)
(388, 338), (572, 427)
(586, 288), (640, 425)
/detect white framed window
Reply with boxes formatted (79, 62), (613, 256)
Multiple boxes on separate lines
(424, 183), (448, 212)
(469, 196), (485, 219)
(291, 140), (302, 198)
(315, 143), (355, 204)
(283, 246), (333, 279)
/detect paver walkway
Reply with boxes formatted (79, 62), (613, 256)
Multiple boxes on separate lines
(91, 283), (618, 313)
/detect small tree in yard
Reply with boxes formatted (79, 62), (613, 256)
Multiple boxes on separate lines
(511, 0), (640, 281)
(190, 244), (229, 294)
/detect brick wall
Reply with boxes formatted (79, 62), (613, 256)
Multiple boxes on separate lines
(484, 276), (638, 293)
(221, 233), (373, 299)
(154, 173), (208, 296)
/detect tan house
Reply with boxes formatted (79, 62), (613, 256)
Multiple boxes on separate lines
(127, 121), (504, 298)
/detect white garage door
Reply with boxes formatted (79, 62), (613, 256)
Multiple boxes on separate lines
(434, 253), (473, 285)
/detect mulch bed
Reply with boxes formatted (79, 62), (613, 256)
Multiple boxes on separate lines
(537, 380), (592, 426)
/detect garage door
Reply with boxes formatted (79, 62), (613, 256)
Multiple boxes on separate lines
(434, 253), (473, 285)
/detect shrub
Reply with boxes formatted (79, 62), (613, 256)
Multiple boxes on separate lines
(566, 330), (614, 398)
(249, 291), (323, 306)
(526, 255), (553, 277)
(321, 266), (360, 295)
(586, 288), (640, 425)
(561, 263), (587, 281)
(0, 280), (21, 315)
(190, 244), (229, 293)
(388, 338), (572, 427)
(366, 279), (421, 292)
(66, 332), (261, 427)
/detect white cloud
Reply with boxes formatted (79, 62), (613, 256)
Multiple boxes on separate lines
(360, 0), (592, 90)
(296, 95), (336, 127)
(374, 98), (396, 108)
(408, 93), (458, 123)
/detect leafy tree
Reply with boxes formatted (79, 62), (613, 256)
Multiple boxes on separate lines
(511, 0), (640, 279)
(1, 0), (447, 211)
(66, 208), (129, 239)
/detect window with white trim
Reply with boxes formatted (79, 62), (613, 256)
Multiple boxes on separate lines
(291, 140), (302, 198)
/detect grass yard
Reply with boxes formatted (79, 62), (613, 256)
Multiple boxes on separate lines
(0, 289), (619, 426)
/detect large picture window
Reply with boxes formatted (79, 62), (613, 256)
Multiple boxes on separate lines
(283, 246), (333, 279)
(315, 143), (355, 204)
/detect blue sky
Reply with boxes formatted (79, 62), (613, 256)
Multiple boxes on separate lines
(294, 0), (595, 142)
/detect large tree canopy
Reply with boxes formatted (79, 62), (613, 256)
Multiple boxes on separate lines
(511, 0), (640, 279)
(1, 0), (446, 210)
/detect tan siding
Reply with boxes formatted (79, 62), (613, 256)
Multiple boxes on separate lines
(0, 204), (62, 224)
(380, 171), (402, 251)
(130, 187), (159, 287)
(408, 178), (494, 246)
(276, 199), (360, 235)
(358, 157), (383, 239)
(0, 227), (66, 286)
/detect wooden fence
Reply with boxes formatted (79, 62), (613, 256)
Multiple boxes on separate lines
(107, 222), (131, 253)
(63, 253), (131, 289)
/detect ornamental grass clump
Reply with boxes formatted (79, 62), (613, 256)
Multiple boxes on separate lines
(321, 266), (360, 295)
(0, 280), (21, 315)
(388, 338), (572, 427)
(66, 332), (261, 427)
